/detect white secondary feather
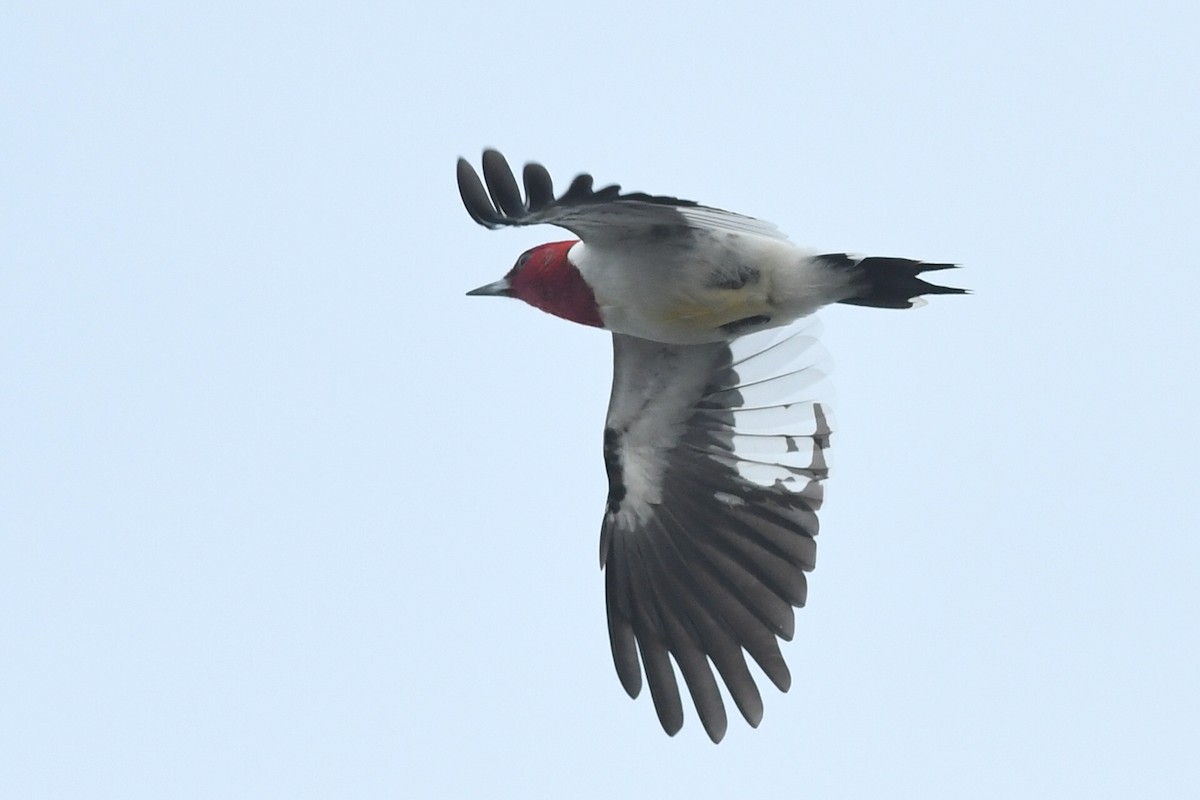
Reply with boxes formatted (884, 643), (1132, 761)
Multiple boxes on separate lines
(556, 200), (789, 244)
(604, 315), (830, 532)
(675, 204), (790, 242)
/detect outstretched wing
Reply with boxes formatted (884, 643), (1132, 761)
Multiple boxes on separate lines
(600, 319), (830, 742)
(456, 149), (788, 244)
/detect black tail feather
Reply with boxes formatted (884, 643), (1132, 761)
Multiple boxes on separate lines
(819, 255), (968, 309)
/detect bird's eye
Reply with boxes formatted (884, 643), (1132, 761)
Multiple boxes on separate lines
(516, 252), (532, 268)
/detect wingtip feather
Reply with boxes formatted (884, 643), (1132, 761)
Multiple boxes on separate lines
(456, 157), (500, 227)
(480, 149), (526, 218)
(523, 161), (555, 211)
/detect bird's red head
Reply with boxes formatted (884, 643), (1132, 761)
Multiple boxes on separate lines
(502, 240), (603, 328)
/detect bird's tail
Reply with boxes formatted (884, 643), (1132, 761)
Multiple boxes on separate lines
(819, 254), (967, 309)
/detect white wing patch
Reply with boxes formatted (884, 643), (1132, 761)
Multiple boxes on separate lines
(677, 205), (791, 242)
(712, 318), (831, 496)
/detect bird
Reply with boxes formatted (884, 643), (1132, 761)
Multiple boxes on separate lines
(458, 149), (964, 743)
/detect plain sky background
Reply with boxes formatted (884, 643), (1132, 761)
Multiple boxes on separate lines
(4, 2), (1198, 797)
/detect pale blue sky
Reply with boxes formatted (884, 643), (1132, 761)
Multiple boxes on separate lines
(4, 2), (1198, 797)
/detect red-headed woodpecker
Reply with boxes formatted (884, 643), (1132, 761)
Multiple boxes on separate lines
(459, 150), (965, 742)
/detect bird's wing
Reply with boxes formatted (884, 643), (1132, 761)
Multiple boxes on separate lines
(457, 149), (788, 244)
(600, 319), (830, 743)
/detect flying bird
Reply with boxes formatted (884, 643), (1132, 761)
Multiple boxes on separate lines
(458, 150), (964, 742)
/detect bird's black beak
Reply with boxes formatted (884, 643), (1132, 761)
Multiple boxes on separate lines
(466, 278), (513, 298)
